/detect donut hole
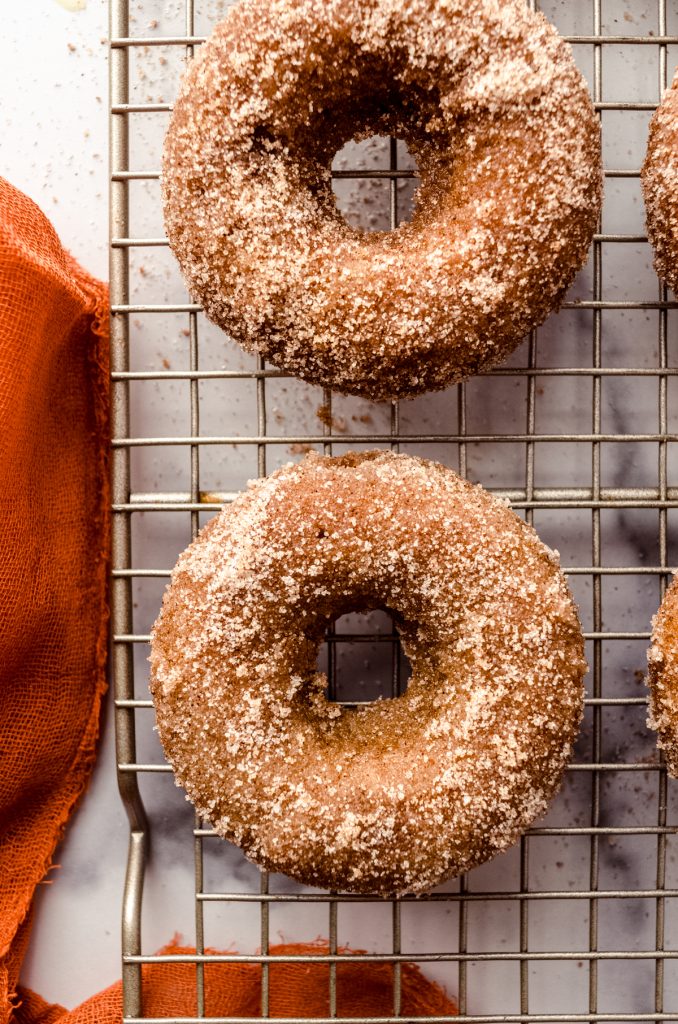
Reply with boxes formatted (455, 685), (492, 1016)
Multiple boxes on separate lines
(331, 136), (420, 233)
(318, 607), (412, 706)
(291, 60), (437, 234)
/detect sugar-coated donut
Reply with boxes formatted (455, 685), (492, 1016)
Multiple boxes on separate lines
(150, 451), (586, 894)
(642, 70), (678, 293)
(162, 0), (602, 402)
(647, 576), (678, 775)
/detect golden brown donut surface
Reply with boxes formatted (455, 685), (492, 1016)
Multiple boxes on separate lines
(150, 451), (586, 895)
(647, 576), (678, 775)
(162, 0), (602, 401)
(642, 70), (678, 293)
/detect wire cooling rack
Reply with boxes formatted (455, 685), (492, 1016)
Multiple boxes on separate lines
(110, 1), (678, 1021)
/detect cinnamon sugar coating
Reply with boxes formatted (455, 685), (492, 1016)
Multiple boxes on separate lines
(642, 71), (678, 294)
(647, 576), (678, 775)
(162, 0), (602, 402)
(150, 451), (586, 894)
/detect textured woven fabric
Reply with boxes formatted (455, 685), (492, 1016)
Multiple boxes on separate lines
(0, 178), (110, 1022)
(14, 942), (457, 1022)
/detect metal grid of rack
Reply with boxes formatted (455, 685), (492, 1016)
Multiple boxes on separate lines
(110, 1), (678, 1020)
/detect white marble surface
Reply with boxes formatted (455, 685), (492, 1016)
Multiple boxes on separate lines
(8, 1), (678, 1020)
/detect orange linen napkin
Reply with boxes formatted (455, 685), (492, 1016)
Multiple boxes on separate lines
(14, 942), (457, 1022)
(0, 177), (110, 1022)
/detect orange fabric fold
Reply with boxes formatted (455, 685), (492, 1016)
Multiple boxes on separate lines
(0, 178), (110, 1022)
(14, 943), (457, 1023)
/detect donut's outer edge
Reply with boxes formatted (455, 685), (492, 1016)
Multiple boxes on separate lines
(642, 70), (678, 294)
(149, 450), (587, 895)
(161, 0), (603, 401)
(648, 573), (678, 777)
